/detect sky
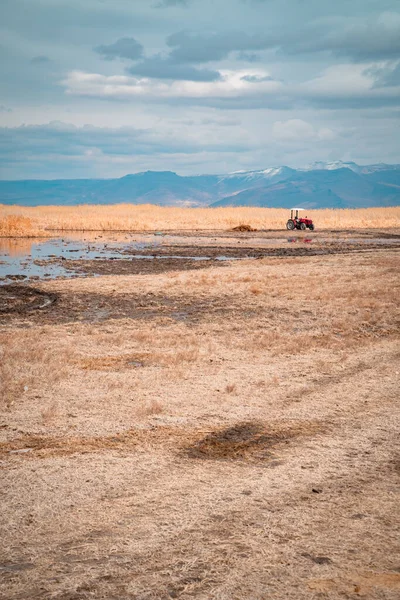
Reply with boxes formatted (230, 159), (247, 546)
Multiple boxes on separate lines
(0, 0), (400, 179)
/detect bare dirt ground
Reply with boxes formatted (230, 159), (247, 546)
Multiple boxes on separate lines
(1, 229), (399, 599)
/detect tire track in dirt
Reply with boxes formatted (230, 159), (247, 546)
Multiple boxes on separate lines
(291, 347), (400, 403)
(3, 391), (398, 600)
(28, 412), (398, 600)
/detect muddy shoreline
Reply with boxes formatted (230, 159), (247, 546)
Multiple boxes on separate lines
(1, 228), (400, 285)
(1, 228), (400, 323)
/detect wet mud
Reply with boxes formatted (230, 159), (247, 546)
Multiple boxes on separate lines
(2, 228), (400, 325)
(17, 240), (400, 280)
(0, 285), (262, 325)
(1, 229), (400, 284)
(0, 285), (57, 315)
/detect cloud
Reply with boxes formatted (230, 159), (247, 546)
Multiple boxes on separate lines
(126, 56), (221, 81)
(94, 37), (144, 61)
(2, 0), (400, 178)
(241, 74), (273, 82)
(166, 31), (272, 63)
(236, 51), (262, 62)
(31, 56), (51, 65)
(0, 120), (250, 178)
(155, 0), (189, 6)
(369, 61), (400, 88)
(284, 13), (400, 62)
(62, 69), (282, 103)
(0, 120), (248, 159)
(272, 119), (335, 142)
(0, 121), (157, 158)
(94, 31), (272, 81)
(297, 63), (400, 109)
(0, 105), (12, 113)
(61, 64), (400, 111)
(162, 14), (400, 65)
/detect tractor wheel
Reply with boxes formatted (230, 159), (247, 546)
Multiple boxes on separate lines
(309, 224), (314, 231)
(300, 222), (306, 230)
(286, 220), (295, 230)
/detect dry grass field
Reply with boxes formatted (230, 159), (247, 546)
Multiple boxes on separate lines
(1, 227), (400, 599)
(1, 205), (400, 236)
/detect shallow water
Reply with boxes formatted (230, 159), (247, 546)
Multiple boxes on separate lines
(1, 232), (397, 285)
(0, 236), (160, 283)
(0, 235), (242, 284)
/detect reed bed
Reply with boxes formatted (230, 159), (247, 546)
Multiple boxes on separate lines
(0, 204), (399, 236)
(0, 214), (44, 237)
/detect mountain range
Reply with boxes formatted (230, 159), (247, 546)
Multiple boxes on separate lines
(1, 161), (400, 209)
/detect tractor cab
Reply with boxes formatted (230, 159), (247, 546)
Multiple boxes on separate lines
(286, 208), (314, 231)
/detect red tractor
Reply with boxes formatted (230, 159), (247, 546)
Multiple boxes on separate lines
(286, 208), (314, 231)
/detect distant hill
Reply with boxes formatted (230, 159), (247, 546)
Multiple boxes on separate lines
(212, 167), (400, 208)
(1, 163), (399, 208)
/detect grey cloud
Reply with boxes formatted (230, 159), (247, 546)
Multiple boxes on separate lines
(0, 120), (252, 179)
(127, 56), (221, 81)
(31, 55), (51, 65)
(236, 51), (262, 62)
(155, 0), (189, 6)
(95, 37), (144, 61)
(0, 122), (247, 165)
(64, 63), (400, 112)
(200, 117), (240, 126)
(0, 105), (12, 113)
(0, 122), (177, 178)
(302, 94), (400, 111)
(149, 87), (400, 112)
(0, 122), (145, 160)
(153, 94), (295, 111)
(0, 0), (150, 46)
(368, 61), (400, 88)
(166, 31), (272, 63)
(284, 20), (400, 62)
(241, 74), (273, 82)
(1, 0), (400, 178)
(165, 17), (400, 65)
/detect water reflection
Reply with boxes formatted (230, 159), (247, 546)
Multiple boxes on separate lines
(0, 238), (34, 257)
(0, 234), (161, 284)
(1, 231), (396, 285)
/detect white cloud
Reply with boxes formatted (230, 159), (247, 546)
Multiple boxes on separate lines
(272, 119), (335, 142)
(305, 64), (375, 95)
(61, 61), (400, 112)
(62, 69), (282, 100)
(302, 62), (400, 104)
(2, 0), (400, 177)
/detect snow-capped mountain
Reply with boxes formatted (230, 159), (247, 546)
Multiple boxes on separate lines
(301, 161), (361, 172)
(1, 162), (399, 208)
(302, 161), (400, 174)
(219, 166), (293, 181)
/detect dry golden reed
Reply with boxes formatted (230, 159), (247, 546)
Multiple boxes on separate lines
(0, 204), (399, 236)
(0, 215), (42, 237)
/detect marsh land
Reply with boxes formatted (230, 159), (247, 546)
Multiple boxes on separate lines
(1, 218), (399, 599)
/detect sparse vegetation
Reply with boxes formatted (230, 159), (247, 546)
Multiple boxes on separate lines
(1, 228), (399, 600)
(136, 398), (164, 417)
(225, 383), (237, 394)
(0, 331), (71, 408)
(41, 402), (59, 425)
